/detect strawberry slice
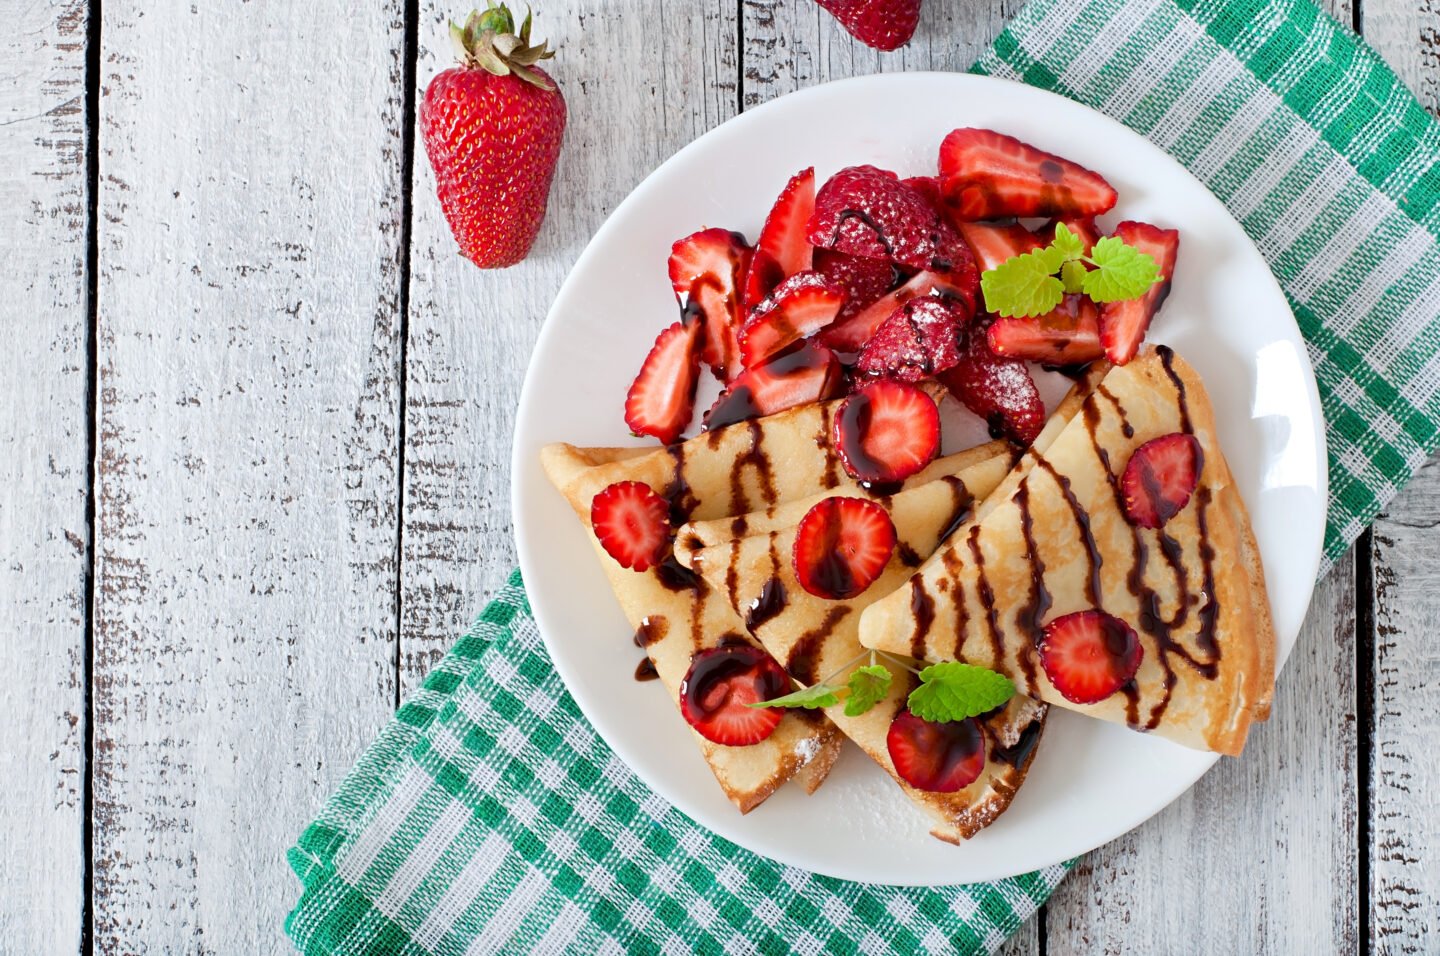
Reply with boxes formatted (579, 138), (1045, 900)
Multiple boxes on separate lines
(833, 380), (941, 484)
(739, 271), (846, 368)
(744, 167), (816, 306)
(854, 294), (970, 382)
(939, 128), (1118, 220)
(902, 175), (944, 209)
(954, 220), (1045, 274)
(679, 645), (790, 746)
(820, 270), (968, 353)
(624, 318), (703, 445)
(704, 340), (845, 430)
(669, 227), (753, 381)
(1037, 215), (1101, 255)
(813, 247), (901, 324)
(1098, 221), (1180, 365)
(886, 711), (986, 793)
(591, 480), (671, 572)
(1038, 610), (1143, 704)
(1120, 432), (1203, 529)
(938, 329), (1045, 445)
(987, 294), (1105, 366)
(793, 496), (897, 600)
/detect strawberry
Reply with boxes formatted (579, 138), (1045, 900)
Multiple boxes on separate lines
(1098, 221), (1180, 365)
(420, 7), (567, 268)
(1037, 216), (1101, 255)
(704, 340), (845, 430)
(820, 269), (968, 352)
(886, 711), (986, 793)
(954, 220), (1045, 274)
(792, 496), (897, 600)
(987, 294), (1105, 366)
(680, 645), (790, 746)
(1038, 610), (1143, 704)
(808, 166), (978, 285)
(938, 128), (1118, 221)
(624, 318), (702, 444)
(833, 380), (941, 484)
(939, 328), (1045, 446)
(591, 481), (671, 572)
(744, 168), (816, 306)
(669, 228), (753, 381)
(854, 294), (970, 382)
(739, 271), (846, 368)
(1120, 432), (1203, 529)
(813, 248), (902, 324)
(815, 0), (922, 51)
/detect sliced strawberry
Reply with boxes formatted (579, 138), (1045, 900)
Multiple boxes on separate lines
(1038, 610), (1143, 705)
(591, 480), (671, 572)
(704, 340), (845, 430)
(739, 271), (846, 368)
(679, 645), (789, 746)
(938, 329), (1045, 445)
(1037, 215), (1101, 255)
(902, 174), (944, 210)
(624, 318), (702, 445)
(744, 167), (816, 306)
(792, 496), (897, 600)
(854, 294), (970, 382)
(833, 380), (941, 484)
(1098, 221), (1180, 365)
(886, 711), (986, 793)
(938, 128), (1118, 220)
(1120, 432), (1203, 529)
(987, 294), (1105, 366)
(669, 227), (753, 381)
(813, 247), (902, 324)
(821, 270), (969, 353)
(955, 220), (1046, 274)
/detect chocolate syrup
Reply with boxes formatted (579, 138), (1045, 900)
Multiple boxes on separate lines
(727, 419), (778, 516)
(655, 555), (701, 593)
(897, 542), (923, 567)
(817, 402), (841, 489)
(745, 577), (788, 632)
(966, 526), (1005, 669)
(1012, 483), (1047, 687)
(910, 579), (936, 659)
(633, 658), (659, 682)
(990, 717), (1044, 768)
(941, 545), (970, 660)
(633, 616), (668, 647)
(1033, 456), (1103, 606)
(785, 607), (852, 685)
(663, 444), (699, 523)
(937, 477), (975, 544)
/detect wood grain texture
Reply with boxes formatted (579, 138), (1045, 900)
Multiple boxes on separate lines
(0, 1), (89, 952)
(399, 0), (740, 689)
(92, 2), (406, 950)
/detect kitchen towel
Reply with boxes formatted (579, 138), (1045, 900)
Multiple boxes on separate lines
(287, 0), (1440, 952)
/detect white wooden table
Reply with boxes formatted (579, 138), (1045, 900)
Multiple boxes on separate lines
(3, 1), (1436, 952)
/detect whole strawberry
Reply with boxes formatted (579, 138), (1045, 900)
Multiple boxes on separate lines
(815, 0), (922, 51)
(421, 5), (567, 268)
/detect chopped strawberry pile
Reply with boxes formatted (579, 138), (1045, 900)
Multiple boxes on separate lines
(1120, 432), (1203, 529)
(938, 128), (1118, 220)
(744, 167), (816, 306)
(939, 327), (1046, 446)
(679, 644), (790, 745)
(739, 271), (846, 368)
(855, 293), (970, 382)
(1038, 610), (1143, 705)
(669, 228), (752, 382)
(792, 496), (897, 600)
(705, 340), (844, 431)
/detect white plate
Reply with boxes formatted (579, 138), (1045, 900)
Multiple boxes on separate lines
(512, 73), (1327, 885)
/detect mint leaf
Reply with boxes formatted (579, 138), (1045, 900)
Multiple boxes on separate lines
(844, 664), (893, 717)
(749, 682), (841, 710)
(906, 662), (1014, 722)
(1060, 259), (1087, 295)
(1082, 236), (1161, 302)
(1049, 222), (1084, 263)
(980, 249), (1066, 318)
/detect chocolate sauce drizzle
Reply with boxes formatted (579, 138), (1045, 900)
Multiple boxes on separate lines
(785, 607), (853, 685)
(1011, 484), (1046, 687)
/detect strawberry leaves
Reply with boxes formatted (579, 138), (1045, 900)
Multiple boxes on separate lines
(981, 223), (1163, 318)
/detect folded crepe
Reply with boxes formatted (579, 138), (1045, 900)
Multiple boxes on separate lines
(674, 371), (1105, 841)
(541, 391), (1014, 812)
(859, 346), (1275, 756)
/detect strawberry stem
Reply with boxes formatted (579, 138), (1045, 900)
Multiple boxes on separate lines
(449, 3), (557, 90)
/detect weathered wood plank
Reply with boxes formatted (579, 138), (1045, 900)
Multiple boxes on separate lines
(399, 0), (740, 688)
(93, 2), (406, 949)
(0, 1), (89, 952)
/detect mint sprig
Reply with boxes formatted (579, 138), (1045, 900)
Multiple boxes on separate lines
(980, 222), (1162, 318)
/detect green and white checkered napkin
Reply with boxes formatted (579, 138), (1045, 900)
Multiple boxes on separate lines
(287, 1), (1440, 952)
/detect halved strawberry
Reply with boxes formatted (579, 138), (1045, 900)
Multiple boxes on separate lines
(1037, 215), (1101, 254)
(886, 711), (986, 793)
(938, 329), (1045, 445)
(833, 380), (941, 484)
(1120, 432), (1203, 529)
(679, 645), (789, 746)
(902, 174), (944, 210)
(704, 340), (845, 430)
(669, 227), (753, 381)
(1038, 610), (1143, 705)
(793, 496), (897, 600)
(591, 480), (671, 572)
(938, 128), (1118, 220)
(739, 271), (846, 368)
(813, 247), (902, 324)
(1098, 221), (1180, 365)
(624, 318), (702, 445)
(955, 220), (1045, 273)
(854, 294), (970, 382)
(820, 270), (968, 353)
(744, 167), (816, 306)
(987, 294), (1104, 366)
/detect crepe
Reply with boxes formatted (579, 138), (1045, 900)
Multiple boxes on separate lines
(541, 393), (1013, 812)
(859, 346), (1275, 756)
